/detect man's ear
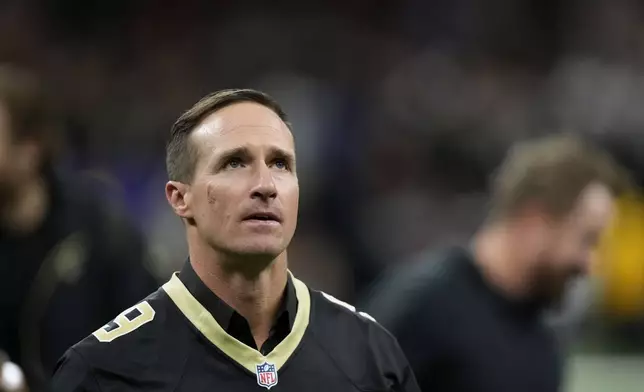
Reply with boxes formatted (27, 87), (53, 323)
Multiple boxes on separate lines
(166, 181), (193, 219)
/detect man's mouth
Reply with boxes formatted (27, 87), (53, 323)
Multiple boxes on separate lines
(243, 212), (281, 222)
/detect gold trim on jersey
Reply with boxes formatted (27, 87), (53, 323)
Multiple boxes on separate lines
(162, 271), (310, 373)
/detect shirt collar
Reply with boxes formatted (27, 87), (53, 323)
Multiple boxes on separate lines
(178, 260), (298, 331)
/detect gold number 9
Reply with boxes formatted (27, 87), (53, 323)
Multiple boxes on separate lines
(93, 301), (156, 343)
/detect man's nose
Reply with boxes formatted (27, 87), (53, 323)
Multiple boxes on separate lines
(250, 165), (277, 201)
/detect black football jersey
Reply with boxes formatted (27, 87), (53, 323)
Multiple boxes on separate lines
(50, 270), (419, 392)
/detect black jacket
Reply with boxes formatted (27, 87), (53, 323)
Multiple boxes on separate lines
(362, 247), (563, 392)
(0, 171), (159, 391)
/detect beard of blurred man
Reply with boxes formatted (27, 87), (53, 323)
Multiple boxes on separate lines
(530, 252), (584, 309)
(526, 183), (615, 307)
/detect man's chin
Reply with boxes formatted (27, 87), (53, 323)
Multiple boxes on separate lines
(220, 246), (287, 276)
(225, 241), (287, 261)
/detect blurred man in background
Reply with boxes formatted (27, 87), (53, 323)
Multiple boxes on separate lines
(0, 65), (159, 392)
(362, 135), (631, 392)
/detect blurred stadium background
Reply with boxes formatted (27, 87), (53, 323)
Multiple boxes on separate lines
(2, 0), (644, 390)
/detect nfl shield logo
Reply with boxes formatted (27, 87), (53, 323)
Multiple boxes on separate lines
(256, 362), (278, 389)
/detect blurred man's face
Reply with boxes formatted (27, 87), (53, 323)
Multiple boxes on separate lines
(0, 102), (40, 208)
(533, 183), (615, 303)
(169, 102), (299, 261)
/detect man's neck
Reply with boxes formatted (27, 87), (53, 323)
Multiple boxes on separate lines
(1, 177), (48, 235)
(472, 223), (533, 300)
(189, 246), (289, 349)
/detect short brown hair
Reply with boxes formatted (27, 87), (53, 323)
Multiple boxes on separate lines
(166, 89), (290, 183)
(0, 65), (60, 168)
(490, 134), (632, 220)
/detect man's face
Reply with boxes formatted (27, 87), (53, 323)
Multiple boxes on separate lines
(169, 102), (299, 260)
(533, 183), (615, 303)
(0, 102), (40, 209)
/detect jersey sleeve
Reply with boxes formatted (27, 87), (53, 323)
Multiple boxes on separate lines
(373, 329), (422, 392)
(50, 348), (101, 392)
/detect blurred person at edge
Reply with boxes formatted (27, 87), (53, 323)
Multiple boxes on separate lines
(362, 134), (631, 392)
(0, 65), (159, 392)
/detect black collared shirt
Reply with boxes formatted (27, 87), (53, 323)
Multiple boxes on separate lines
(178, 260), (298, 356)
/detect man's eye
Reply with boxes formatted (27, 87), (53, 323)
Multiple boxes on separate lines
(273, 159), (289, 170)
(224, 158), (243, 169)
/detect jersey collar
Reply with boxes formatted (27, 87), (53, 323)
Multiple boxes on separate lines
(178, 260), (298, 331)
(163, 260), (311, 374)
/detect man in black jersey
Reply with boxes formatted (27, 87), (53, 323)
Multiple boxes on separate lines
(51, 89), (420, 392)
(363, 135), (630, 392)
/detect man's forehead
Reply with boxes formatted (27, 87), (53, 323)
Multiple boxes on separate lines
(579, 184), (613, 209)
(197, 102), (289, 135)
(189, 104), (294, 154)
(568, 184), (614, 224)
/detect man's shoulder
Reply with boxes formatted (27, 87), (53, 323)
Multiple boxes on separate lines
(401, 246), (471, 285)
(51, 287), (193, 390)
(62, 287), (186, 375)
(310, 289), (381, 330)
(389, 247), (469, 284)
(308, 289), (400, 354)
(362, 247), (470, 320)
(307, 289), (414, 389)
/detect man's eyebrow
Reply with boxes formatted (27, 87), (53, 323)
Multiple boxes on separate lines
(212, 145), (295, 164)
(215, 146), (251, 162)
(267, 146), (296, 163)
